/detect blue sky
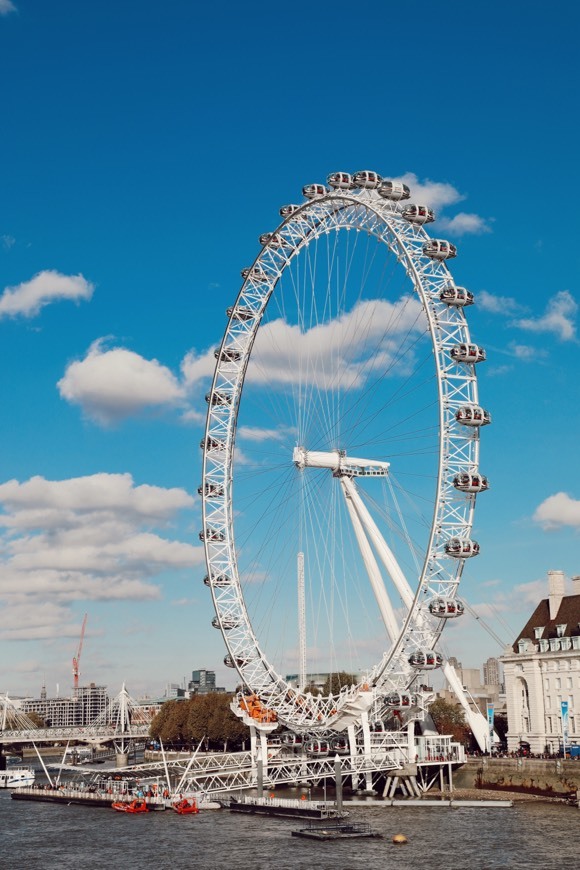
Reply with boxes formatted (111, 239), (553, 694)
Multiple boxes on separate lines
(1, 0), (579, 699)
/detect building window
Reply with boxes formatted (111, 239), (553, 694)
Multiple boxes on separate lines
(556, 624), (567, 638)
(561, 638), (571, 651)
(567, 677), (573, 690)
(550, 639), (560, 652)
(539, 639), (549, 652)
(545, 678), (550, 691)
(546, 696), (551, 709)
(556, 678), (561, 690)
(534, 626), (544, 640)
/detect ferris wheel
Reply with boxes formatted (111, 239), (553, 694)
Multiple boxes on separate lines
(200, 170), (489, 732)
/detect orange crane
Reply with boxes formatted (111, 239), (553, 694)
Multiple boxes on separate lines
(72, 613), (88, 692)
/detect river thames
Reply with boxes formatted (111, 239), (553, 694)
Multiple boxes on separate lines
(1, 790), (578, 870)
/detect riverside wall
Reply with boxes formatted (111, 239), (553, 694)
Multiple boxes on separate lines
(454, 758), (580, 797)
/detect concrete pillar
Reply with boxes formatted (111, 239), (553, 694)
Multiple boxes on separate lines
(334, 755), (343, 814)
(256, 758), (264, 798)
(116, 752), (128, 768)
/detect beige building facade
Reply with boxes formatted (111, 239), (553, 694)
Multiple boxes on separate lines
(501, 570), (580, 754)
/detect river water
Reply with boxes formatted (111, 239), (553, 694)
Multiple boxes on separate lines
(1, 788), (578, 870)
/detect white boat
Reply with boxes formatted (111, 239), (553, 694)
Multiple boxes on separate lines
(0, 767), (35, 788)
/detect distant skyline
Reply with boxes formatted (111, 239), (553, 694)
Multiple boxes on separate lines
(1, 1), (579, 698)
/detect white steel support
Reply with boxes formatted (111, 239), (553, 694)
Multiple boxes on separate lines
(442, 660), (490, 753)
(342, 476), (414, 611)
(297, 552), (306, 692)
(340, 479), (399, 645)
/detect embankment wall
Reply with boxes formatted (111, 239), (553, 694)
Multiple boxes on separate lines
(455, 758), (580, 797)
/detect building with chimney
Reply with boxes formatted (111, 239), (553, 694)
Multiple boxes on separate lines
(500, 570), (580, 754)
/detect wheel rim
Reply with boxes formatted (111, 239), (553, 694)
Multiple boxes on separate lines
(201, 178), (486, 730)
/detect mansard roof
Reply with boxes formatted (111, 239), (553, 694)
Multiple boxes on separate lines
(513, 594), (580, 652)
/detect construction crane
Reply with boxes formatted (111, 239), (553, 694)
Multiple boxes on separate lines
(72, 613), (88, 693)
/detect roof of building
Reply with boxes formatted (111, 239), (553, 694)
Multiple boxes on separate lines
(513, 593), (580, 651)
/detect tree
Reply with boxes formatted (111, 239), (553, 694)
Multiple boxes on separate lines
(429, 698), (469, 744)
(321, 672), (356, 696)
(150, 693), (250, 751)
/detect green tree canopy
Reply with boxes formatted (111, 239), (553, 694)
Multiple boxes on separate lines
(429, 697), (469, 744)
(321, 672), (357, 696)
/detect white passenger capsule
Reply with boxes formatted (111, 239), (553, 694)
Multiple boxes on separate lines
(197, 483), (224, 497)
(450, 343), (486, 364)
(378, 180), (411, 201)
(402, 204), (435, 225)
(203, 573), (232, 587)
(386, 692), (412, 707)
(227, 305), (255, 322)
(327, 171), (353, 189)
(212, 615), (239, 630)
(200, 436), (226, 452)
(428, 597), (465, 618)
(305, 739), (329, 756)
(423, 239), (457, 260)
(455, 405), (491, 427)
(331, 736), (349, 754)
(214, 347), (242, 363)
(259, 232), (291, 248)
(241, 265), (269, 283)
(444, 537), (480, 558)
(439, 285), (474, 307)
(199, 527), (226, 543)
(224, 653), (250, 668)
(352, 170), (382, 189)
(453, 472), (489, 493)
(409, 650), (443, 670)
(280, 204), (300, 217)
(205, 391), (231, 407)
(302, 183), (326, 198)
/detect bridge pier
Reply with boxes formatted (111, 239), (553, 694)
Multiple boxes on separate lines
(116, 752), (129, 768)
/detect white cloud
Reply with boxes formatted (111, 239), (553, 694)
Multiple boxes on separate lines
(477, 290), (521, 315)
(0, 0), (16, 15)
(533, 492), (580, 530)
(509, 343), (547, 362)
(237, 425), (296, 442)
(395, 173), (465, 210)
(438, 213), (491, 236)
(250, 298), (425, 389)
(0, 270), (94, 319)
(58, 339), (186, 424)
(1, 234), (15, 249)
(514, 290), (577, 342)
(0, 473), (202, 640)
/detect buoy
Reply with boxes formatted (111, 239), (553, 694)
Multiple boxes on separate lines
(300, 795), (307, 801)
(392, 833), (408, 845)
(269, 793), (275, 798)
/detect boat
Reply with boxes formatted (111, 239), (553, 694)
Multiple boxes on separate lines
(172, 798), (199, 815)
(0, 767), (35, 789)
(111, 799), (149, 813)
